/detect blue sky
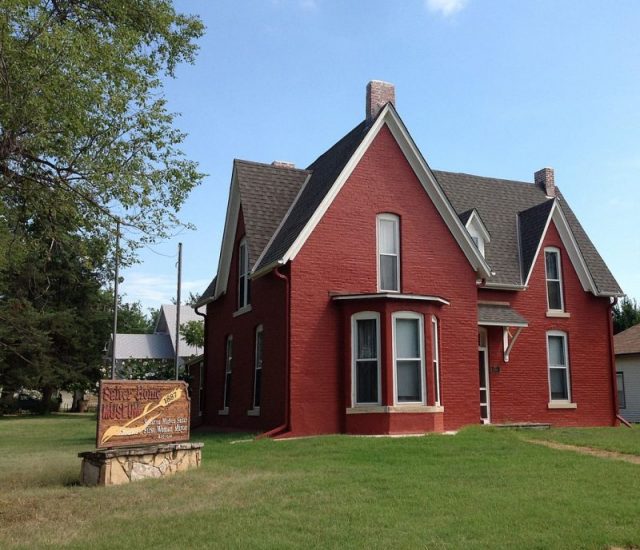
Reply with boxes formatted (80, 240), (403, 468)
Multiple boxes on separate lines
(119, 0), (640, 310)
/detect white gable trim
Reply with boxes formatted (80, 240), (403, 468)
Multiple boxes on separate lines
(465, 210), (491, 243)
(523, 200), (597, 294)
(213, 166), (241, 300)
(280, 105), (492, 278)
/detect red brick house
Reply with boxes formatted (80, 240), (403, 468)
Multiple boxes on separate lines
(194, 81), (623, 436)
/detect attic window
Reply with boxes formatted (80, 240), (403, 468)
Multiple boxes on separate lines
(464, 211), (490, 258)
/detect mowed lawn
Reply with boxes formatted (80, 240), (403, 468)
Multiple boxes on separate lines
(526, 425), (640, 456)
(1, 416), (639, 549)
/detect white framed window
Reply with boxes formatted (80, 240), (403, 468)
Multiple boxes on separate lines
(617, 372), (626, 409)
(238, 238), (251, 310)
(198, 360), (205, 416)
(431, 316), (441, 406)
(253, 325), (263, 410)
(392, 312), (425, 404)
(223, 335), (233, 409)
(377, 213), (400, 292)
(351, 312), (381, 406)
(544, 248), (564, 311)
(547, 331), (571, 402)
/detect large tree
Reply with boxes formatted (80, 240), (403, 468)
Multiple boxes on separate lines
(613, 296), (640, 334)
(0, 1), (204, 406)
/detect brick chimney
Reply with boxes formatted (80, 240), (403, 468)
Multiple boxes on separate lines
(366, 80), (395, 122)
(535, 167), (556, 197)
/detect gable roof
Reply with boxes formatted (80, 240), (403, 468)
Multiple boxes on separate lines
(253, 104), (491, 279)
(155, 304), (203, 357)
(111, 334), (175, 361)
(614, 323), (640, 355)
(434, 171), (622, 295)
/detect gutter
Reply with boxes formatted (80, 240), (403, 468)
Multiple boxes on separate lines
(256, 265), (291, 439)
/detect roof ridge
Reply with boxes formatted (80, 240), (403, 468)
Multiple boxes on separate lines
(234, 158), (311, 173)
(433, 169), (536, 188)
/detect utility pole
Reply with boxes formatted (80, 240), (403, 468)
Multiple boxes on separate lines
(175, 242), (182, 380)
(111, 219), (121, 380)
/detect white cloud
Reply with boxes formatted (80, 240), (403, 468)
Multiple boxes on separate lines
(426, 0), (468, 17)
(120, 273), (210, 312)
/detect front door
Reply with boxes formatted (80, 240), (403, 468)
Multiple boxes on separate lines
(478, 328), (490, 424)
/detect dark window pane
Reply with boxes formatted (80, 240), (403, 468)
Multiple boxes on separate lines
(547, 281), (562, 310)
(224, 373), (232, 407)
(254, 369), (261, 408)
(397, 360), (421, 402)
(617, 372), (626, 409)
(550, 368), (568, 400)
(356, 361), (378, 403)
(380, 255), (398, 291)
(545, 251), (559, 279)
(357, 319), (377, 359)
(239, 275), (246, 307)
(548, 335), (565, 366)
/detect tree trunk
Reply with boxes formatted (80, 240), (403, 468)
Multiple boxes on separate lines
(40, 385), (54, 414)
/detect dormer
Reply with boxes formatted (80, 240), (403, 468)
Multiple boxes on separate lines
(460, 209), (490, 258)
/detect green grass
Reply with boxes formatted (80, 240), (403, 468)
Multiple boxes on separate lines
(525, 425), (640, 456)
(1, 416), (640, 549)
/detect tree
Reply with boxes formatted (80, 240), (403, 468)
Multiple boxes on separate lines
(117, 299), (155, 334)
(180, 319), (204, 352)
(613, 296), (640, 334)
(0, 1), (204, 409)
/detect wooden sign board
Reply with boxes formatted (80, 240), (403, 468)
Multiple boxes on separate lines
(97, 380), (190, 449)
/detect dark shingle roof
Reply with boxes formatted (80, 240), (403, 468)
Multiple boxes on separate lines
(434, 170), (622, 294)
(255, 120), (370, 270)
(235, 160), (310, 268)
(614, 323), (640, 355)
(194, 276), (216, 308)
(478, 304), (528, 327)
(519, 200), (555, 282)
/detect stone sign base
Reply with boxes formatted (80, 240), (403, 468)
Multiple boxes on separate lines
(79, 442), (203, 486)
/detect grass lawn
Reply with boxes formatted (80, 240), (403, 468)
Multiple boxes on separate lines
(524, 425), (640, 456)
(1, 416), (639, 549)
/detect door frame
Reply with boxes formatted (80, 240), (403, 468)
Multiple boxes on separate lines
(478, 327), (491, 424)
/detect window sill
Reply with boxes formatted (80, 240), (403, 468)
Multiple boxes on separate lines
(547, 402), (577, 409)
(217, 407), (229, 415)
(246, 407), (260, 417)
(233, 305), (252, 317)
(346, 405), (444, 415)
(546, 310), (570, 318)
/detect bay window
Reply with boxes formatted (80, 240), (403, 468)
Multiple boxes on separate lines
(352, 312), (381, 405)
(393, 312), (425, 404)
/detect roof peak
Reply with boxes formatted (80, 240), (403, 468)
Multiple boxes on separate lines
(234, 158), (310, 173)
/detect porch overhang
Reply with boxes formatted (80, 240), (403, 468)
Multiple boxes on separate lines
(331, 292), (450, 306)
(477, 303), (528, 363)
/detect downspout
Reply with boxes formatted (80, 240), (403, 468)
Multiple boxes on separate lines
(256, 265), (291, 439)
(607, 297), (624, 427)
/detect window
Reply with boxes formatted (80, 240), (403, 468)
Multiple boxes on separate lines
(377, 214), (400, 292)
(198, 360), (205, 416)
(393, 312), (425, 404)
(617, 372), (626, 409)
(352, 313), (381, 405)
(431, 316), (441, 406)
(545, 248), (564, 311)
(253, 326), (263, 410)
(223, 336), (233, 409)
(238, 238), (250, 309)
(547, 332), (570, 402)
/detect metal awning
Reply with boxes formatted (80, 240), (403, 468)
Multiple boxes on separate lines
(478, 303), (528, 328)
(477, 303), (528, 363)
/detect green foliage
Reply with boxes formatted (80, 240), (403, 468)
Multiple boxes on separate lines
(613, 296), (640, 334)
(0, 1), (204, 405)
(180, 319), (204, 350)
(117, 299), (155, 334)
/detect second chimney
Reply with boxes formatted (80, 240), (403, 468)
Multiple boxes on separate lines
(535, 167), (556, 197)
(366, 80), (395, 122)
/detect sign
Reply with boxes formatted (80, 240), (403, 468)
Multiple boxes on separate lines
(97, 380), (190, 449)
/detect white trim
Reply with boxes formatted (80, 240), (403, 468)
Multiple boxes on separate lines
(276, 105), (491, 279)
(252, 325), (263, 410)
(478, 327), (491, 424)
(214, 167), (241, 299)
(222, 335), (233, 410)
(431, 316), (441, 406)
(483, 282), (527, 291)
(465, 210), (491, 258)
(392, 311), (426, 405)
(346, 405), (444, 414)
(376, 213), (400, 292)
(546, 310), (570, 318)
(546, 330), (572, 404)
(547, 402), (577, 409)
(233, 304), (252, 317)
(351, 312), (382, 407)
(238, 237), (250, 309)
(332, 293), (450, 305)
(218, 407), (229, 416)
(478, 320), (528, 328)
(247, 407), (261, 416)
(544, 247), (565, 312)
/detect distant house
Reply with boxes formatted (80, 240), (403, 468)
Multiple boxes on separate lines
(196, 81), (623, 437)
(614, 323), (640, 422)
(108, 304), (203, 373)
